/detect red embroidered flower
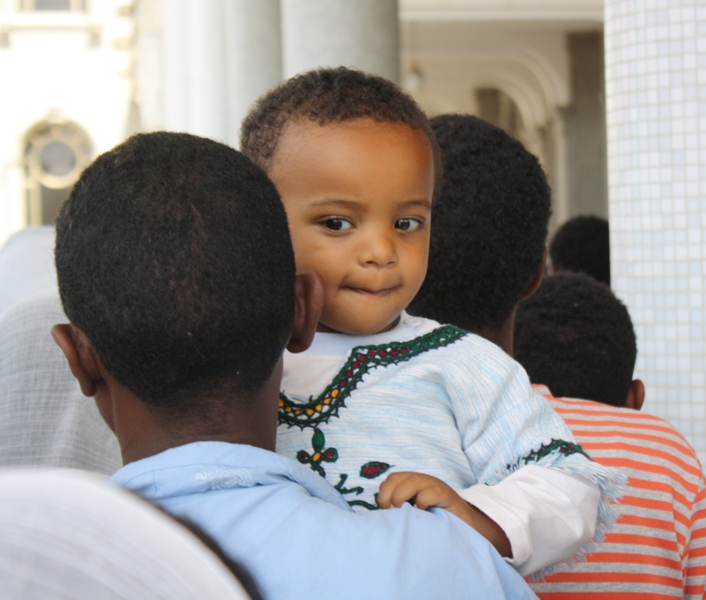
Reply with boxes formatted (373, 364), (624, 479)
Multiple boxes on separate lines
(359, 461), (391, 479)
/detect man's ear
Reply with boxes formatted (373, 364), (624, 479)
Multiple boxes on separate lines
(625, 379), (645, 411)
(286, 271), (324, 354)
(51, 324), (102, 398)
(520, 248), (548, 301)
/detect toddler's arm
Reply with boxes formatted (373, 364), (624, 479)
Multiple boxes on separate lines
(378, 471), (511, 558)
(439, 333), (624, 576)
(458, 465), (601, 576)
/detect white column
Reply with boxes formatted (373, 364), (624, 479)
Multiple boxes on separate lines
(223, 0), (282, 148)
(161, 0), (190, 132)
(551, 114), (570, 229)
(186, 0), (227, 142)
(281, 0), (400, 83)
(605, 0), (706, 463)
(159, 1), (281, 145)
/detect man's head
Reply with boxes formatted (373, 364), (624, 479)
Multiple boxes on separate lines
(408, 114), (551, 341)
(513, 272), (643, 408)
(54, 132), (311, 425)
(548, 215), (610, 286)
(241, 67), (437, 335)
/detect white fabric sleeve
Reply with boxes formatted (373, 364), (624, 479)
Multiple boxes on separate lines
(457, 464), (601, 577)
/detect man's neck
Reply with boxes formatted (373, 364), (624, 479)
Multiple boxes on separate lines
(104, 385), (279, 466)
(118, 421), (277, 465)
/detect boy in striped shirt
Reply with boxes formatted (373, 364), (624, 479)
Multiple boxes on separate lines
(515, 272), (706, 600)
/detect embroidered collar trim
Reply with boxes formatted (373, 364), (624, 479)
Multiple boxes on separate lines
(279, 325), (466, 428)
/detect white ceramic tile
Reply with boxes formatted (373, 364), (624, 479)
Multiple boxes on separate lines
(607, 0), (706, 460)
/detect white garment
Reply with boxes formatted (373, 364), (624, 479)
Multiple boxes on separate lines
(0, 295), (121, 473)
(0, 468), (251, 599)
(0, 227), (57, 317)
(278, 312), (622, 576)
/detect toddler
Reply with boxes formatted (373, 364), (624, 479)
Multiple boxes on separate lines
(240, 67), (623, 577)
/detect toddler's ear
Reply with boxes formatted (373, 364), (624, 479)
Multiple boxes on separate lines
(287, 271), (324, 353)
(51, 324), (101, 397)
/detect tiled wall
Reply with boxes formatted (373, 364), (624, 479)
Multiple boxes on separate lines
(605, 0), (706, 465)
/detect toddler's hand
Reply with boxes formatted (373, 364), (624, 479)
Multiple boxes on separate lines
(378, 472), (477, 524)
(378, 472), (512, 558)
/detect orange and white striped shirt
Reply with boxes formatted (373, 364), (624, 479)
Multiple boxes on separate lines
(530, 385), (706, 600)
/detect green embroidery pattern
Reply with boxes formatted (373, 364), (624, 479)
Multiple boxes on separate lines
(295, 428), (338, 477)
(521, 439), (591, 466)
(278, 325), (466, 428)
(334, 473), (382, 511)
(295, 428), (391, 511)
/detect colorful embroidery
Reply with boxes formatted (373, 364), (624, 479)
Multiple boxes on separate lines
(279, 325), (466, 428)
(360, 461), (391, 480)
(296, 429), (390, 510)
(334, 474), (378, 510)
(295, 428), (338, 477)
(521, 439), (591, 465)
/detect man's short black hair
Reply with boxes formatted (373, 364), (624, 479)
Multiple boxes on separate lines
(549, 215), (610, 286)
(240, 66), (440, 183)
(513, 272), (637, 407)
(408, 114), (551, 332)
(55, 132), (295, 417)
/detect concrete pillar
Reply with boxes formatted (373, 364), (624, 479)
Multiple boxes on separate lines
(161, 0), (190, 132)
(281, 0), (400, 83)
(223, 0), (282, 147)
(550, 114), (570, 232)
(564, 31), (608, 220)
(186, 0), (227, 141)
(605, 0), (706, 463)
(160, 0), (281, 145)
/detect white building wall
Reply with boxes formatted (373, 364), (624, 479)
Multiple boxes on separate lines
(605, 0), (706, 464)
(0, 2), (133, 245)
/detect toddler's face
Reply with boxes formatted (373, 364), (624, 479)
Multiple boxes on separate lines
(269, 118), (434, 335)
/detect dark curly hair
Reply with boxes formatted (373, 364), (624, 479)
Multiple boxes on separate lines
(55, 132), (295, 417)
(240, 66), (440, 186)
(549, 215), (610, 286)
(408, 114), (551, 332)
(513, 272), (637, 407)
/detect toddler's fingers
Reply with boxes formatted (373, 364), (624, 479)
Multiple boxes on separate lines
(413, 484), (453, 511)
(378, 471), (427, 508)
(382, 472), (435, 508)
(378, 472), (416, 508)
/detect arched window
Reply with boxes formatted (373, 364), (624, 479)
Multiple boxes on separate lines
(23, 120), (93, 226)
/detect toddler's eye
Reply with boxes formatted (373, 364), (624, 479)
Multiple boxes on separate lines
(323, 218), (353, 232)
(395, 218), (423, 232)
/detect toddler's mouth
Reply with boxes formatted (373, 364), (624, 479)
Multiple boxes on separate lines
(346, 286), (397, 297)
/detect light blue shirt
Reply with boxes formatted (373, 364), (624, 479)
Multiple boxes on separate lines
(111, 442), (537, 600)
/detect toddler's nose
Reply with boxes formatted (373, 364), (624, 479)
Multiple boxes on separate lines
(359, 229), (397, 268)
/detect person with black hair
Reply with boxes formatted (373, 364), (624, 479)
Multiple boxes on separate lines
(514, 272), (643, 408)
(412, 113), (706, 599)
(409, 113), (551, 353)
(242, 67), (623, 578)
(548, 215), (611, 286)
(52, 131), (537, 600)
